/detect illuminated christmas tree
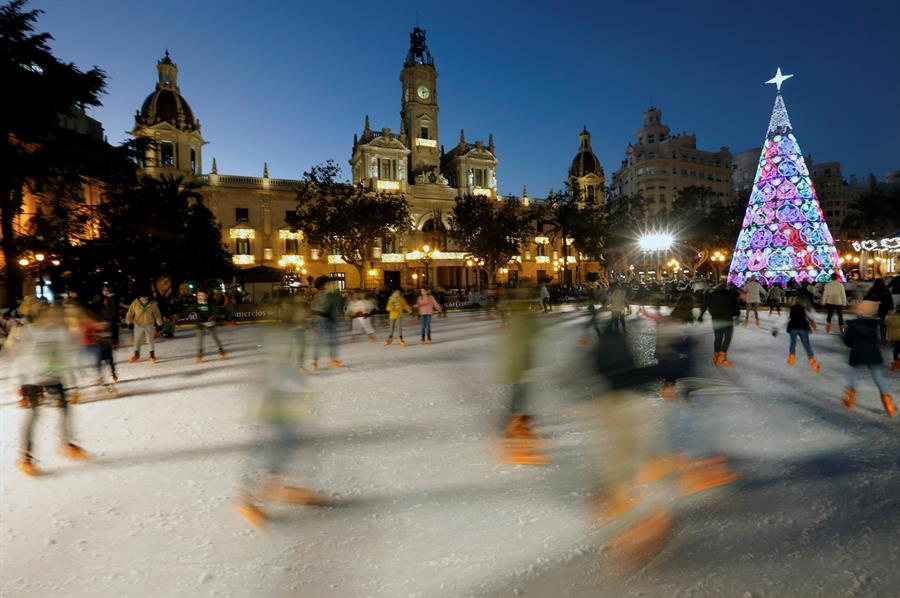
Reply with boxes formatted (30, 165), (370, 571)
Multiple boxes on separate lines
(727, 68), (844, 288)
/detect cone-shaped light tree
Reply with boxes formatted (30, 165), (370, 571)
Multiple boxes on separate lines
(727, 68), (844, 288)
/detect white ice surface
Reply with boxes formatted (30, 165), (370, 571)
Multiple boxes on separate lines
(1, 309), (898, 597)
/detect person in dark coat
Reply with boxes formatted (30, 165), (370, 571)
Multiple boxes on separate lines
(101, 288), (121, 347)
(704, 282), (740, 367)
(863, 278), (895, 344)
(842, 300), (895, 417)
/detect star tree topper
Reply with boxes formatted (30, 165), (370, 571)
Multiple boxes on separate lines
(766, 67), (794, 91)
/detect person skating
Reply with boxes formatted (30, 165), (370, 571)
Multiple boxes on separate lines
(741, 275), (765, 327)
(705, 281), (740, 366)
(767, 284), (785, 316)
(182, 291), (226, 362)
(415, 288), (442, 344)
(863, 278), (894, 345)
(841, 300), (895, 417)
(608, 283), (628, 335)
(309, 279), (344, 369)
(640, 292), (696, 401)
(11, 302), (88, 476)
(384, 289), (412, 346)
(125, 292), (164, 363)
(823, 273), (848, 334)
(236, 301), (331, 528)
(786, 296), (821, 373)
(539, 283), (551, 313)
(347, 292), (376, 342)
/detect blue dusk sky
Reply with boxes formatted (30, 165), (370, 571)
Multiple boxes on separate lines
(31, 0), (900, 195)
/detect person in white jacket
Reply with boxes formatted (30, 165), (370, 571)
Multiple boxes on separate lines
(822, 273), (848, 334)
(12, 302), (89, 476)
(741, 275), (766, 327)
(347, 292), (376, 342)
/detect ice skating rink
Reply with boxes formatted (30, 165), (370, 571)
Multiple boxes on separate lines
(1, 309), (898, 597)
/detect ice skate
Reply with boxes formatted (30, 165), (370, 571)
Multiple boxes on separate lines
(218, 349), (227, 360)
(754, 319), (760, 328)
(605, 508), (673, 575)
(881, 394), (897, 418)
(60, 443), (89, 461)
(843, 388), (856, 409)
(787, 353), (796, 368)
(112, 373), (118, 383)
(742, 319), (749, 328)
(825, 323), (832, 334)
(310, 360), (318, 371)
(808, 357), (821, 374)
(236, 500), (266, 529)
(892, 359), (900, 371)
(17, 455), (39, 477)
(148, 351), (157, 363)
(128, 351), (140, 363)
(678, 455), (739, 496)
(839, 324), (845, 335)
(713, 352), (722, 366)
(591, 480), (639, 525)
(384, 336), (393, 346)
(329, 359), (343, 369)
(426, 337), (432, 344)
(195, 353), (203, 363)
(718, 352), (733, 368)
(258, 478), (331, 505)
(661, 380), (677, 401)
(399, 338), (406, 347)
(67, 391), (80, 404)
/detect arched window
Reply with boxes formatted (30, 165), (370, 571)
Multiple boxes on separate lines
(422, 218), (445, 233)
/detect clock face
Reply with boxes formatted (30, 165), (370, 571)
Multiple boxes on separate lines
(417, 85), (430, 99)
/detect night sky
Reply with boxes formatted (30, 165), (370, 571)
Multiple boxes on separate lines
(32, 0), (900, 195)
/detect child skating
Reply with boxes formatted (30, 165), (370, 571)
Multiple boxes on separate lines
(125, 292), (163, 363)
(384, 290), (412, 346)
(415, 288), (442, 344)
(183, 291), (226, 362)
(786, 298), (820, 373)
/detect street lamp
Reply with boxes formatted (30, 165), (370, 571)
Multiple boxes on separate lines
(710, 250), (727, 282)
(411, 272), (419, 288)
(420, 244), (435, 288)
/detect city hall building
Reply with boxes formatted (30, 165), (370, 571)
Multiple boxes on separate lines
(132, 30), (604, 293)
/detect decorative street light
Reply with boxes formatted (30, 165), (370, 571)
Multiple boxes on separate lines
(710, 250), (728, 282)
(420, 244), (435, 287)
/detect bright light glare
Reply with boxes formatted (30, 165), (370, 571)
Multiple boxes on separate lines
(639, 232), (674, 251)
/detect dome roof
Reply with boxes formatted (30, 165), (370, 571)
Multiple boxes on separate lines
(569, 150), (603, 178)
(568, 127), (604, 178)
(139, 88), (197, 129)
(135, 51), (200, 132)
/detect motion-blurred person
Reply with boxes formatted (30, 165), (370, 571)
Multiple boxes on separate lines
(640, 293), (696, 401)
(12, 302), (89, 476)
(182, 291), (226, 362)
(786, 298), (821, 373)
(842, 300), (895, 417)
(888, 307), (900, 371)
(310, 279), (344, 369)
(767, 283), (784, 316)
(608, 283), (628, 335)
(706, 282), (740, 367)
(125, 291), (164, 363)
(347, 292), (376, 342)
(236, 301), (330, 528)
(415, 288), (442, 344)
(741, 275), (764, 327)
(863, 278), (894, 345)
(823, 273), (848, 334)
(539, 283), (551, 313)
(495, 285), (547, 465)
(384, 289), (412, 346)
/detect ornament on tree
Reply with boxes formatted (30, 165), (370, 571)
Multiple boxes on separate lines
(727, 68), (844, 288)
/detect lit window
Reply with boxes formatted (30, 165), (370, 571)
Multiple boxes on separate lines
(236, 238), (251, 255)
(285, 238), (299, 254)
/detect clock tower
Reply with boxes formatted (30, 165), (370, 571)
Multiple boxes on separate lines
(400, 27), (441, 183)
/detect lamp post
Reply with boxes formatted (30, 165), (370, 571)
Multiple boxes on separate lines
(420, 244), (435, 288)
(710, 251), (727, 282)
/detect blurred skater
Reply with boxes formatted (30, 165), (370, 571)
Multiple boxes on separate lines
(236, 302), (330, 528)
(608, 283), (628, 335)
(125, 291), (163, 363)
(11, 302), (89, 476)
(841, 301), (895, 417)
(741, 275), (764, 327)
(767, 284), (784, 316)
(863, 278), (894, 345)
(823, 273), (847, 334)
(889, 307), (900, 371)
(384, 289), (412, 347)
(183, 291), (226, 362)
(310, 278), (344, 369)
(640, 293), (696, 401)
(347, 292), (376, 342)
(101, 287), (121, 347)
(415, 288), (442, 344)
(705, 282), (740, 367)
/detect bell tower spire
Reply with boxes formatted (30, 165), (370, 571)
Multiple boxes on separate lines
(400, 26), (441, 183)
